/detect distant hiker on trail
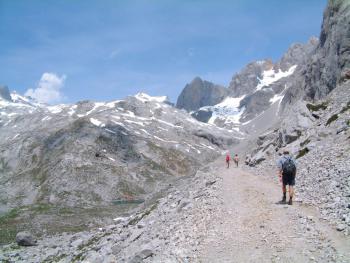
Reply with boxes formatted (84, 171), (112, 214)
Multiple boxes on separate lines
(226, 153), (231, 168)
(277, 149), (297, 205)
(234, 154), (239, 167)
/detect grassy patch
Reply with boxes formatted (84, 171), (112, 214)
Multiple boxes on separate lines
(306, 102), (328, 111)
(31, 203), (51, 213)
(58, 207), (75, 214)
(326, 114), (338, 126)
(72, 252), (85, 263)
(128, 202), (158, 226)
(0, 208), (22, 244)
(0, 227), (18, 245)
(296, 147), (309, 159)
(0, 208), (20, 224)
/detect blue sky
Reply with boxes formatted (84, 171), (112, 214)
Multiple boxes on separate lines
(0, 0), (326, 104)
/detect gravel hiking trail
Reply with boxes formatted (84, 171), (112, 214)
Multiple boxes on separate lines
(199, 164), (350, 263)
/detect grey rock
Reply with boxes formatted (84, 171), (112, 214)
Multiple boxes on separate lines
(0, 85), (12, 101)
(16, 231), (37, 246)
(228, 60), (274, 97)
(304, 1), (350, 100)
(336, 224), (346, 232)
(70, 238), (84, 248)
(129, 248), (154, 263)
(191, 109), (213, 123)
(205, 180), (216, 187)
(176, 77), (228, 112)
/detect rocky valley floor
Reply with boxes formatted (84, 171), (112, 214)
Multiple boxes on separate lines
(1, 158), (350, 262)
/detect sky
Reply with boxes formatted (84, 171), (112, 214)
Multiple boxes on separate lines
(0, 0), (326, 104)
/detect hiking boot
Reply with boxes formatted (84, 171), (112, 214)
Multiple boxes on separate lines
(288, 199), (293, 205)
(280, 196), (286, 204)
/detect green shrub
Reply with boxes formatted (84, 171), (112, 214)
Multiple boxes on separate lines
(306, 102), (328, 111)
(296, 147), (309, 159)
(326, 114), (338, 126)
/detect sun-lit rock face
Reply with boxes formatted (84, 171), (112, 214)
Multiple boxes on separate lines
(176, 77), (228, 112)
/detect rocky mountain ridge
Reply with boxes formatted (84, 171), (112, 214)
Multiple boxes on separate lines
(177, 37), (319, 134)
(0, 89), (239, 244)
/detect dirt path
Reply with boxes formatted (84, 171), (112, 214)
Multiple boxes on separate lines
(200, 164), (350, 263)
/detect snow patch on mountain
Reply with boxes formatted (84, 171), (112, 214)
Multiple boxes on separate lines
(48, 105), (66, 114)
(135, 92), (169, 103)
(256, 65), (297, 91)
(90, 118), (105, 127)
(198, 95), (246, 125)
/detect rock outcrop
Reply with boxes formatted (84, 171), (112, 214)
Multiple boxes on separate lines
(176, 77), (228, 112)
(0, 85), (12, 101)
(304, 0), (350, 100)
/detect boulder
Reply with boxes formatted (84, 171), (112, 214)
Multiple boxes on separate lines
(16, 231), (37, 246)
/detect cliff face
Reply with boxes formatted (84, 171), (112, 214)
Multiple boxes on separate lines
(0, 86), (12, 101)
(176, 77), (228, 112)
(282, 0), (350, 105)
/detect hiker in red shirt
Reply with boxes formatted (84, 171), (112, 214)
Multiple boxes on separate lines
(226, 153), (231, 168)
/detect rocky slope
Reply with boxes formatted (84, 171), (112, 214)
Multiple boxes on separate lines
(245, 81), (350, 235)
(0, 90), (240, 244)
(244, 0), (350, 236)
(0, 160), (222, 262)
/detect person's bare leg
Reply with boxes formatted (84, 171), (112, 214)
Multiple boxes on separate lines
(282, 184), (287, 203)
(288, 185), (294, 205)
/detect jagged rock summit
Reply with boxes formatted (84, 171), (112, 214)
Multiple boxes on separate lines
(176, 77), (228, 112)
(0, 85), (12, 101)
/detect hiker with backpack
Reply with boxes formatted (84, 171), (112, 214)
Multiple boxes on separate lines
(234, 154), (239, 167)
(226, 153), (231, 168)
(277, 149), (297, 205)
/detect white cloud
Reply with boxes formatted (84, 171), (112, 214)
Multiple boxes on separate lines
(25, 73), (66, 104)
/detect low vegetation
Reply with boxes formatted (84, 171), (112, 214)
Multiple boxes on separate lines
(306, 102), (328, 111)
(326, 114), (338, 126)
(296, 147), (309, 159)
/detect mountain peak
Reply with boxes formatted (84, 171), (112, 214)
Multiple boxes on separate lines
(0, 85), (12, 102)
(176, 78), (228, 112)
(191, 76), (203, 84)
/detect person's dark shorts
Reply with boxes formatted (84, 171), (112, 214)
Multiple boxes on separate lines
(282, 173), (295, 186)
